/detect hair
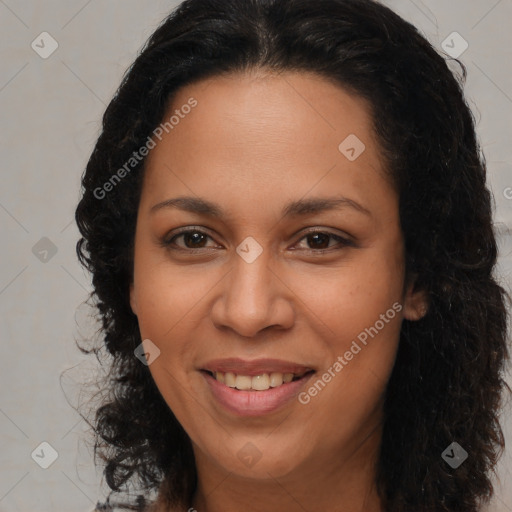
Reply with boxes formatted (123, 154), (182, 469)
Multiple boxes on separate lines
(75, 0), (510, 510)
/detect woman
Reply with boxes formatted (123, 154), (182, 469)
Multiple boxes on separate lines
(75, 0), (510, 510)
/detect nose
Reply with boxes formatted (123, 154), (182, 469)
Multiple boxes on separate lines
(210, 247), (295, 338)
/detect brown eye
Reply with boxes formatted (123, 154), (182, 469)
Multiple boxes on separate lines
(306, 232), (331, 249)
(294, 230), (354, 252)
(180, 231), (208, 248)
(163, 229), (217, 250)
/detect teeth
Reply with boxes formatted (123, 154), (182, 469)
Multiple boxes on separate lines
(269, 372), (283, 387)
(211, 371), (300, 391)
(283, 373), (293, 383)
(252, 374), (270, 390)
(224, 372), (236, 388)
(235, 375), (252, 390)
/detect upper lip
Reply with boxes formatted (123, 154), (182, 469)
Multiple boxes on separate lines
(201, 358), (314, 377)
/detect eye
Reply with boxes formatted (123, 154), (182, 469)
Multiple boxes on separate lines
(161, 227), (354, 253)
(162, 228), (219, 251)
(292, 230), (354, 252)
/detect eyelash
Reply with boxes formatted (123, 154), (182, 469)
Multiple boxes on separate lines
(161, 227), (354, 254)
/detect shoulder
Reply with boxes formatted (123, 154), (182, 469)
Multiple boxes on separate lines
(92, 500), (145, 511)
(92, 498), (180, 512)
(92, 489), (187, 512)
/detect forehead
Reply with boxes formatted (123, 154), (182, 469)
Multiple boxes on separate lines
(162, 69), (377, 160)
(140, 70), (395, 222)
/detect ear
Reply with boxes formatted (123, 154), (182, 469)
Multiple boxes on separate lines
(402, 277), (429, 321)
(129, 282), (138, 316)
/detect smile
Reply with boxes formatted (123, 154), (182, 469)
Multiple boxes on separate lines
(200, 359), (316, 416)
(205, 370), (311, 391)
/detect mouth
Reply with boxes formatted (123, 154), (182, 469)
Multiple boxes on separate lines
(201, 369), (314, 391)
(200, 357), (315, 390)
(200, 366), (316, 417)
(199, 358), (316, 416)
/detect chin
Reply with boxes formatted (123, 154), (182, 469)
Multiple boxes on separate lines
(214, 442), (306, 479)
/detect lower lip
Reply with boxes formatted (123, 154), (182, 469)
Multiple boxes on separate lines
(201, 371), (315, 417)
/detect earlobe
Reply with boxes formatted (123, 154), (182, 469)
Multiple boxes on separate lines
(403, 280), (429, 321)
(129, 283), (138, 316)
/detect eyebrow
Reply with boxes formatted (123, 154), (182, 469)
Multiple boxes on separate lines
(150, 195), (372, 218)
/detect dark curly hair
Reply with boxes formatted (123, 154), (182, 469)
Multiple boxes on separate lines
(75, 0), (510, 510)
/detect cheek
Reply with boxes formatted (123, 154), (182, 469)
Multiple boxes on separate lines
(290, 247), (404, 344)
(294, 271), (403, 402)
(132, 259), (203, 416)
(294, 272), (403, 450)
(132, 248), (215, 341)
(290, 243), (404, 410)
(133, 229), (405, 358)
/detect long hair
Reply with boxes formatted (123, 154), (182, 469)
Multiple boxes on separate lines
(75, 1), (510, 510)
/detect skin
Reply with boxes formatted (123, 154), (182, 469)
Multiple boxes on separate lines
(130, 69), (428, 512)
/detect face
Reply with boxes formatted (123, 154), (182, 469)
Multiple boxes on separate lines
(130, 70), (427, 481)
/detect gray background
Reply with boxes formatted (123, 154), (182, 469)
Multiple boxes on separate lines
(1, 0), (511, 510)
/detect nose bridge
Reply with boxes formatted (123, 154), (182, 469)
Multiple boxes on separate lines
(229, 246), (273, 316)
(213, 240), (292, 337)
